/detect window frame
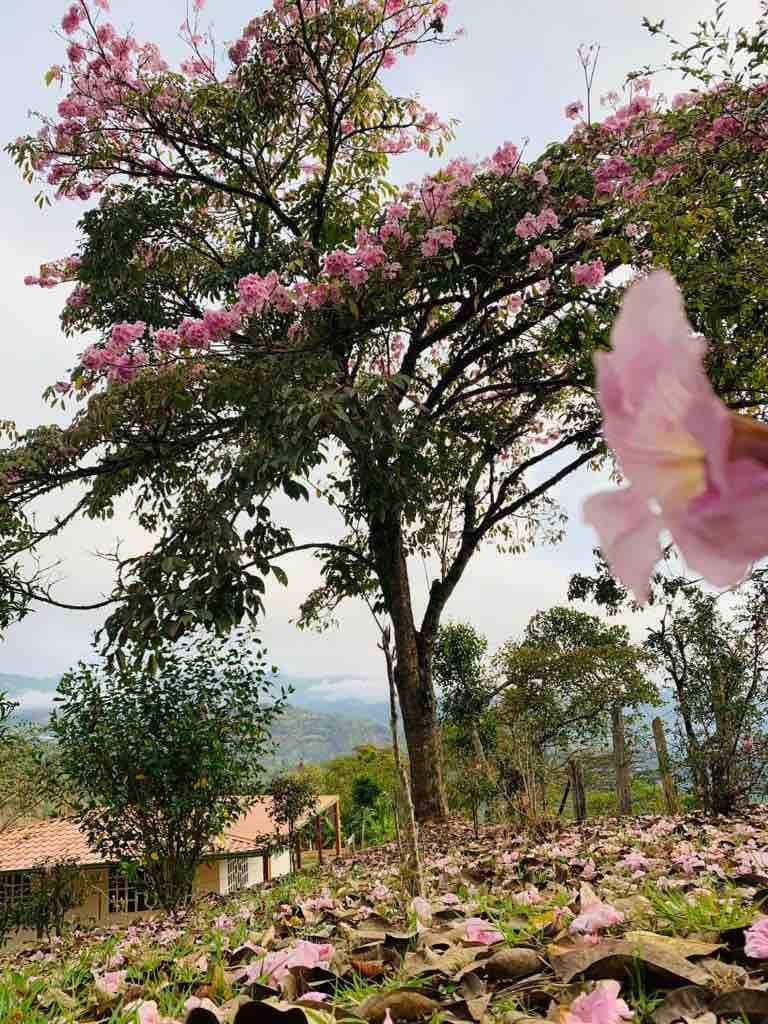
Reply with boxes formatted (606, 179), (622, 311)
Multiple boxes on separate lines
(107, 864), (151, 914)
(0, 871), (33, 913)
(226, 856), (250, 893)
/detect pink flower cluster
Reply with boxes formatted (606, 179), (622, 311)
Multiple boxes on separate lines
(528, 245), (553, 270)
(421, 226), (456, 258)
(572, 259), (605, 288)
(515, 207), (559, 240)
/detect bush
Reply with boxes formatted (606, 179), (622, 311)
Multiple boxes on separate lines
(51, 631), (287, 910)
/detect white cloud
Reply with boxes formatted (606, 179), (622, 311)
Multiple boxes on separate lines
(10, 688), (57, 711)
(301, 678), (388, 704)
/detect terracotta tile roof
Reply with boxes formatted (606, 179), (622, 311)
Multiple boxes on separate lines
(0, 795), (338, 874)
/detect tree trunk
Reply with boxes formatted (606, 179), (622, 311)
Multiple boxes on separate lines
(652, 717), (679, 815)
(470, 723), (488, 767)
(568, 756), (587, 822)
(369, 515), (449, 821)
(381, 627), (425, 896)
(671, 678), (709, 805)
(612, 706), (632, 816)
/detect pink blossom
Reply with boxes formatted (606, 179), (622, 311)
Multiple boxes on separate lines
(583, 270), (768, 602)
(572, 259), (605, 288)
(179, 318), (212, 350)
(61, 4), (83, 34)
(745, 917), (768, 958)
(565, 100), (584, 120)
(581, 859), (596, 880)
(563, 980), (633, 1024)
(464, 917), (504, 944)
(492, 142), (519, 171)
(410, 896), (432, 926)
(240, 940), (334, 989)
(229, 38), (250, 65)
(153, 329), (180, 353)
(533, 169), (549, 187)
(324, 250), (356, 276)
(570, 901), (624, 934)
(137, 1002), (161, 1024)
(536, 207), (559, 232)
(515, 213), (539, 240)
(511, 887), (543, 906)
(528, 245), (553, 269)
(110, 321), (146, 350)
(94, 970), (127, 997)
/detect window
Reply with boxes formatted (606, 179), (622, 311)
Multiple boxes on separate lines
(0, 872), (32, 913)
(227, 857), (249, 893)
(108, 865), (150, 914)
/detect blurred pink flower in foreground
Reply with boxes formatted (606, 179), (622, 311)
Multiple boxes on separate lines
(562, 980), (633, 1024)
(584, 270), (768, 601)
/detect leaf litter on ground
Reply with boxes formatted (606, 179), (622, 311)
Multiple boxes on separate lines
(5, 810), (768, 1022)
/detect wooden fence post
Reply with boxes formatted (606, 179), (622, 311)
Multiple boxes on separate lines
(568, 756), (587, 822)
(612, 706), (632, 816)
(333, 800), (342, 858)
(315, 814), (324, 866)
(652, 717), (679, 815)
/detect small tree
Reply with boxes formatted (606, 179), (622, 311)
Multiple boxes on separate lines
(645, 576), (768, 814)
(51, 631), (286, 911)
(434, 622), (494, 766)
(453, 758), (498, 839)
(266, 773), (319, 871)
(493, 607), (656, 753)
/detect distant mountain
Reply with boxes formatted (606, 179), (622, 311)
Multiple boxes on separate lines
(1, 670), (392, 727)
(267, 705), (390, 770)
(1, 672), (390, 768)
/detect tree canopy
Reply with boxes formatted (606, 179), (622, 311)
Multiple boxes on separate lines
(494, 606), (656, 752)
(4, 0), (768, 817)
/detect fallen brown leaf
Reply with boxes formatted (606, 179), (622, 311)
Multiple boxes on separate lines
(357, 989), (441, 1023)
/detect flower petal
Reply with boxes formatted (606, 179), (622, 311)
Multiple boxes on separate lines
(582, 488), (662, 603)
(672, 459), (768, 586)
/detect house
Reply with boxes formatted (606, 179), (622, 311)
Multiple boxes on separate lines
(0, 794), (340, 935)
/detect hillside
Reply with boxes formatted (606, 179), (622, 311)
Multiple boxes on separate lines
(266, 705), (390, 770)
(0, 672), (390, 769)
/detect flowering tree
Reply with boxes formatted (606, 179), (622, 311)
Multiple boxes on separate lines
(5, 1), (768, 819)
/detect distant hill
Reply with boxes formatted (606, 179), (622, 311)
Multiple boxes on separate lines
(267, 705), (390, 770)
(0, 672), (390, 768)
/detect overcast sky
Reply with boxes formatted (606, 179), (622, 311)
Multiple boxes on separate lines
(0, 0), (761, 689)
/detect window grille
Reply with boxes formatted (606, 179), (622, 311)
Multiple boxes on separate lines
(227, 856), (249, 893)
(0, 872), (32, 912)
(108, 865), (150, 913)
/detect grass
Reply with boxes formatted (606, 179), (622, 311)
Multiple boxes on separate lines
(643, 882), (754, 936)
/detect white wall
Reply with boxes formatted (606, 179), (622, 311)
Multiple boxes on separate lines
(271, 848), (291, 880)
